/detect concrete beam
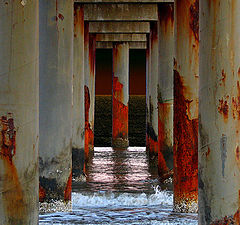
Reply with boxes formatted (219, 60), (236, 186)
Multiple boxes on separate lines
(84, 4), (158, 21)
(96, 34), (146, 42)
(76, 0), (173, 3)
(89, 22), (150, 33)
(96, 41), (147, 49)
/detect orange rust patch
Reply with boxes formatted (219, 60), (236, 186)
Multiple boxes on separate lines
(158, 102), (171, 179)
(206, 147), (211, 158)
(74, 5), (84, 38)
(112, 77), (128, 141)
(236, 146), (240, 169)
(64, 171), (72, 201)
(0, 114), (26, 222)
(189, 0), (199, 42)
(39, 185), (46, 203)
(174, 70), (198, 205)
(219, 69), (226, 86)
(146, 134), (158, 155)
(218, 98), (229, 121)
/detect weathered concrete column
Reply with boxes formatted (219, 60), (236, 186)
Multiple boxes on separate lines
(0, 1), (39, 224)
(112, 42), (129, 149)
(146, 22), (159, 157)
(173, 0), (199, 213)
(73, 4), (85, 179)
(39, 0), (73, 210)
(84, 23), (96, 163)
(199, 1), (240, 223)
(157, 4), (174, 181)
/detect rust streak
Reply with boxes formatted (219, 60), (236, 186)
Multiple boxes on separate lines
(189, 0), (199, 42)
(64, 171), (72, 201)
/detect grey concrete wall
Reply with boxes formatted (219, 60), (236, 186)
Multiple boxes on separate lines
(39, 0), (73, 210)
(84, 4), (158, 21)
(0, 0), (39, 224)
(96, 34), (147, 42)
(89, 22), (150, 33)
(96, 41), (147, 49)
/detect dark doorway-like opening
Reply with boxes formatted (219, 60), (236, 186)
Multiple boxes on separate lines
(94, 48), (146, 147)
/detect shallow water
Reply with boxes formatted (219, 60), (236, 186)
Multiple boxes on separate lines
(39, 147), (198, 224)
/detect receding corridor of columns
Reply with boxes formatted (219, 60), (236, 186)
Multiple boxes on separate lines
(3, 0), (240, 224)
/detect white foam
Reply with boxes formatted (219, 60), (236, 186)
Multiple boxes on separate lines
(72, 185), (173, 208)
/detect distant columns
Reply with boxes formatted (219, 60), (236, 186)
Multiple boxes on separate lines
(0, 1), (39, 224)
(146, 22), (159, 157)
(73, 4), (85, 178)
(84, 22), (96, 163)
(173, 0), (199, 213)
(112, 42), (129, 149)
(39, 0), (73, 210)
(199, 0), (240, 223)
(157, 4), (174, 181)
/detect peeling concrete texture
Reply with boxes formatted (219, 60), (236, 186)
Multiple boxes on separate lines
(39, 0), (73, 207)
(0, 0), (39, 224)
(174, 0), (199, 213)
(199, 0), (240, 224)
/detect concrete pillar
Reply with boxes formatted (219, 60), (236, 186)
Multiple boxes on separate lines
(0, 1), (39, 224)
(157, 4), (174, 181)
(39, 0), (73, 210)
(173, 0), (199, 213)
(199, 1), (240, 223)
(73, 4), (85, 179)
(112, 42), (129, 149)
(84, 23), (96, 164)
(146, 22), (159, 157)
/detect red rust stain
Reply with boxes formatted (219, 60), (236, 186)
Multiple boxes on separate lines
(146, 135), (158, 155)
(206, 147), (211, 158)
(74, 5), (84, 38)
(158, 102), (171, 180)
(89, 34), (96, 76)
(158, 3), (174, 34)
(218, 98), (229, 121)
(151, 22), (158, 43)
(219, 69), (226, 86)
(231, 82), (240, 120)
(39, 185), (46, 203)
(84, 85), (94, 162)
(189, 0), (199, 42)
(64, 171), (72, 201)
(174, 70), (198, 206)
(58, 13), (64, 21)
(238, 68), (240, 77)
(0, 114), (26, 222)
(236, 146), (240, 169)
(112, 77), (128, 141)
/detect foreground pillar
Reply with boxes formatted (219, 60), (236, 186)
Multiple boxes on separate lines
(84, 23), (96, 163)
(199, 1), (240, 223)
(146, 22), (159, 157)
(73, 4), (85, 178)
(112, 42), (129, 149)
(158, 4), (174, 181)
(0, 1), (39, 224)
(173, 0), (199, 212)
(39, 0), (73, 210)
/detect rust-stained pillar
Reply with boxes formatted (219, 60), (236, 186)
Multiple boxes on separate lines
(0, 1), (39, 224)
(173, 0), (199, 212)
(199, 1), (240, 223)
(158, 4), (174, 182)
(84, 22), (96, 163)
(146, 22), (159, 158)
(112, 42), (129, 149)
(39, 0), (73, 211)
(73, 4), (85, 179)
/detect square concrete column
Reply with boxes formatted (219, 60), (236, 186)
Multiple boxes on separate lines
(0, 1), (39, 224)
(39, 0), (73, 211)
(73, 4), (85, 179)
(84, 22), (96, 165)
(173, 0), (199, 213)
(146, 22), (159, 158)
(112, 42), (129, 149)
(157, 3), (174, 182)
(199, 1), (240, 224)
